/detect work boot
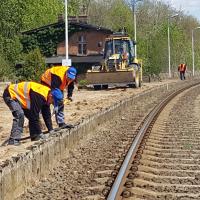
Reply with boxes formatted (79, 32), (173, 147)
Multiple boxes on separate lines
(67, 96), (73, 102)
(58, 123), (74, 129)
(8, 139), (20, 146)
(31, 133), (47, 141)
(48, 130), (54, 134)
(58, 122), (66, 128)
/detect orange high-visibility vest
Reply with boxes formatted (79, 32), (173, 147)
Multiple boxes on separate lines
(178, 64), (186, 72)
(41, 66), (70, 90)
(8, 82), (50, 109)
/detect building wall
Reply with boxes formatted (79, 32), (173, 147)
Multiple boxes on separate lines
(57, 31), (110, 56)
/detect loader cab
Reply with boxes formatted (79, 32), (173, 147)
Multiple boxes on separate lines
(103, 36), (135, 66)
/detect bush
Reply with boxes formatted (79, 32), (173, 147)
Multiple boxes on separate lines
(16, 48), (46, 81)
(78, 79), (88, 86)
(0, 54), (15, 81)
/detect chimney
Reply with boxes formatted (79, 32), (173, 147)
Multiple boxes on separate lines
(58, 14), (64, 22)
(78, 16), (88, 23)
(68, 16), (88, 24)
(68, 16), (78, 23)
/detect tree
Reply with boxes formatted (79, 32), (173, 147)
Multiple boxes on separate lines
(0, 0), (64, 79)
(88, 0), (133, 33)
(0, 53), (14, 81)
(16, 48), (46, 81)
(22, 0), (64, 31)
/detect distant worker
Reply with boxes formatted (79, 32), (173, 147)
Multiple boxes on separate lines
(40, 66), (77, 127)
(178, 63), (187, 80)
(3, 82), (63, 145)
(122, 48), (129, 65)
(115, 45), (121, 54)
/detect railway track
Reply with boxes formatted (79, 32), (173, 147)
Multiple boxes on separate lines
(19, 80), (200, 200)
(107, 81), (200, 200)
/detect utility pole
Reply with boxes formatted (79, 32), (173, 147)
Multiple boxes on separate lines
(167, 14), (178, 78)
(132, 0), (142, 58)
(132, 0), (137, 57)
(62, 0), (71, 66)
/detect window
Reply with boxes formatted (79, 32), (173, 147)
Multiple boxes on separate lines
(78, 35), (87, 55)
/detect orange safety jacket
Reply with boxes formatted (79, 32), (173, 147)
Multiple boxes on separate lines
(41, 66), (70, 91)
(178, 64), (186, 72)
(8, 82), (50, 109)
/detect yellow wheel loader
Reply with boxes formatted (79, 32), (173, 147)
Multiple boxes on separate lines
(86, 33), (142, 90)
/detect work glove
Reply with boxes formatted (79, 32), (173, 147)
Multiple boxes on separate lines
(63, 98), (71, 105)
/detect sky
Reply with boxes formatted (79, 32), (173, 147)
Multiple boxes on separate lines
(159, 0), (200, 22)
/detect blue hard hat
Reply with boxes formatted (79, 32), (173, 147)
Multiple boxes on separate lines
(51, 88), (63, 107)
(67, 67), (77, 80)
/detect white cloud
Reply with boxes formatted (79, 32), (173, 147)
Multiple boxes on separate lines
(159, 0), (200, 21)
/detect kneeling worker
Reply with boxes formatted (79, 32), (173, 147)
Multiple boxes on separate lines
(40, 66), (77, 127)
(3, 82), (63, 145)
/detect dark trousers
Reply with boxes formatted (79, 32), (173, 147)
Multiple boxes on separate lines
(180, 71), (185, 80)
(3, 95), (24, 140)
(23, 109), (41, 138)
(67, 81), (74, 98)
(55, 99), (65, 125)
(40, 81), (65, 125)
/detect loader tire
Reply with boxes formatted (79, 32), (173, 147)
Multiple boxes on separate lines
(134, 75), (140, 88)
(139, 78), (142, 87)
(102, 84), (108, 89)
(94, 85), (102, 90)
(128, 84), (134, 88)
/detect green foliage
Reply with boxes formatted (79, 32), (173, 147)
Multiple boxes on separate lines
(0, 0), (25, 37)
(135, 0), (200, 75)
(20, 23), (84, 57)
(68, 0), (80, 15)
(108, 0), (134, 33)
(78, 79), (88, 86)
(0, 54), (15, 81)
(22, 0), (64, 30)
(3, 36), (23, 64)
(143, 23), (169, 75)
(21, 25), (65, 57)
(88, 0), (134, 33)
(16, 48), (46, 81)
(0, 0), (64, 35)
(0, 35), (22, 79)
(0, 0), (65, 80)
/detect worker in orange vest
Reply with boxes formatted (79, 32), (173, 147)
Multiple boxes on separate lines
(40, 66), (77, 127)
(3, 82), (63, 145)
(178, 63), (186, 80)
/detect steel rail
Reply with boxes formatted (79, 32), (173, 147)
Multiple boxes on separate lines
(107, 81), (200, 200)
